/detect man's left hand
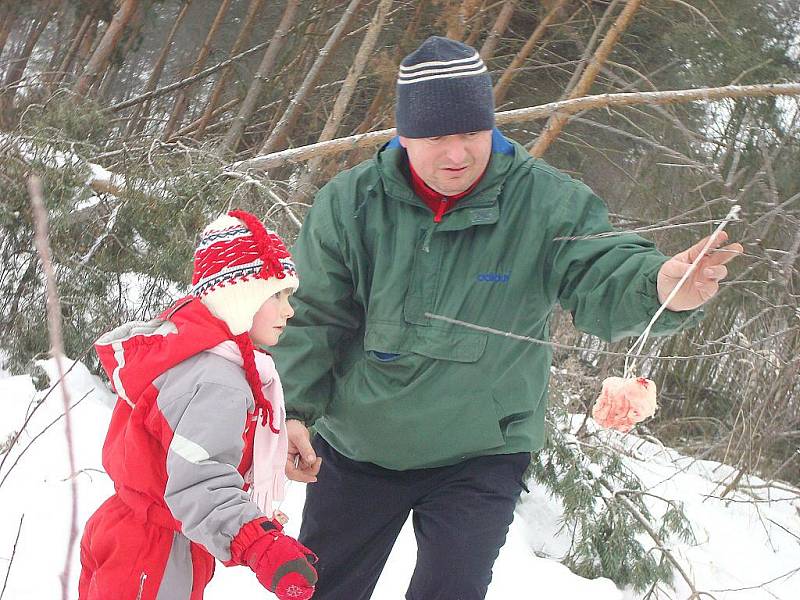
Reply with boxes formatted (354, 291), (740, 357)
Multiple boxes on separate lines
(657, 231), (743, 311)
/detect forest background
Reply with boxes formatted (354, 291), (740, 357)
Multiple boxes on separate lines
(0, 0), (799, 595)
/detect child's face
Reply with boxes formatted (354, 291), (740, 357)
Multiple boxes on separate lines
(250, 289), (294, 346)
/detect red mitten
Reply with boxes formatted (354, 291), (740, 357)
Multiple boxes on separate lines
(231, 518), (318, 599)
(593, 376), (657, 432)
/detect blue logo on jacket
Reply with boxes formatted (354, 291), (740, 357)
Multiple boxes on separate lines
(476, 272), (511, 283)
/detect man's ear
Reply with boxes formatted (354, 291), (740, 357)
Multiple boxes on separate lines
(398, 135), (408, 148)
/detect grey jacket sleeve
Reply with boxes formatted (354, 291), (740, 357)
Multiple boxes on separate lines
(156, 355), (262, 562)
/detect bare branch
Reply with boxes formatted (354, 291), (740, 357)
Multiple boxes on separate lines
(530, 0), (644, 157)
(28, 175), (79, 600)
(493, 0), (569, 105)
(480, 0), (517, 61)
(258, 0), (364, 155)
(601, 480), (715, 600)
(73, 0), (139, 98)
(235, 82), (800, 172)
(0, 515), (24, 600)
(108, 38), (273, 114)
(219, 0), (301, 154)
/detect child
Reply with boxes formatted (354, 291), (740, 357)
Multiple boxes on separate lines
(78, 210), (317, 600)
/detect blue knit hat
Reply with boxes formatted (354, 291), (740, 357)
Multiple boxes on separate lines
(396, 36), (494, 138)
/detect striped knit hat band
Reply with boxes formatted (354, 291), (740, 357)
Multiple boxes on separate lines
(396, 36), (494, 138)
(192, 210), (299, 335)
(397, 50), (487, 85)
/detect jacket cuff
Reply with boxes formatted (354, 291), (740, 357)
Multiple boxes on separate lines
(286, 410), (311, 425)
(227, 517), (283, 566)
(637, 258), (703, 335)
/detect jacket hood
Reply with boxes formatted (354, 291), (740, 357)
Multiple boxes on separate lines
(95, 297), (233, 407)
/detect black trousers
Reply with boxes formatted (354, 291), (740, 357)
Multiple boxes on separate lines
(299, 436), (530, 600)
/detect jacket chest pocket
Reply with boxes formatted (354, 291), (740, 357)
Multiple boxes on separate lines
(364, 320), (486, 364)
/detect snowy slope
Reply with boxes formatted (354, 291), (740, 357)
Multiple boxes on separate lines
(0, 357), (798, 599)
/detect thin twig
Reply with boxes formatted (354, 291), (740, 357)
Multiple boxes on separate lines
(599, 479), (713, 600)
(28, 175), (79, 600)
(107, 39), (273, 113)
(710, 564), (800, 594)
(221, 171), (302, 229)
(0, 343), (93, 477)
(0, 515), (24, 600)
(0, 394), (89, 490)
(424, 312), (771, 362)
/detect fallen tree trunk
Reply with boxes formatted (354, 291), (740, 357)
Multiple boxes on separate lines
(234, 82), (800, 172)
(14, 82), (800, 204)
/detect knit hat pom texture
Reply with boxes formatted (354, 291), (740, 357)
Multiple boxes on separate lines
(192, 212), (298, 335)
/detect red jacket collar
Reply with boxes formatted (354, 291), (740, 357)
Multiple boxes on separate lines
(408, 162), (484, 222)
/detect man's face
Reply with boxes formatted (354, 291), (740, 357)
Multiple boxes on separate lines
(399, 130), (493, 196)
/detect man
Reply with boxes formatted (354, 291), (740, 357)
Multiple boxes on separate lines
(272, 36), (742, 599)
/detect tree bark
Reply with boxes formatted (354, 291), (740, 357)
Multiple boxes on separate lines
(560, 0), (621, 100)
(192, 0), (265, 141)
(0, 0), (55, 115)
(464, 0), (488, 47)
(258, 0), (363, 155)
(353, 0), (425, 137)
(529, 0), (644, 157)
(480, 0), (516, 61)
(493, 0), (568, 105)
(126, 0), (193, 137)
(0, 2), (18, 64)
(73, 0), (140, 98)
(294, 0), (393, 190)
(43, 3), (72, 82)
(446, 0), (483, 43)
(50, 10), (94, 89)
(96, 3), (147, 101)
(302, 0), (392, 182)
(75, 12), (99, 70)
(161, 0), (233, 140)
(219, 0), (300, 154)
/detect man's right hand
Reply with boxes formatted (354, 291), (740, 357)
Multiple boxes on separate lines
(286, 419), (322, 483)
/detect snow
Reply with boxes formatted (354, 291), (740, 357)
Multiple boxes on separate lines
(1, 355), (798, 599)
(86, 163), (124, 191)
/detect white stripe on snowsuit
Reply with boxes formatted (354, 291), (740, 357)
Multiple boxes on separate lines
(105, 321), (178, 408)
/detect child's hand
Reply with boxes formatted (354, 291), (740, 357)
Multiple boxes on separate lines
(232, 517), (317, 600)
(286, 420), (322, 482)
(273, 510), (289, 525)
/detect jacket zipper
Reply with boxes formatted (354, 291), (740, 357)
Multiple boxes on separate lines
(422, 225), (437, 253)
(433, 197), (448, 223)
(136, 572), (147, 600)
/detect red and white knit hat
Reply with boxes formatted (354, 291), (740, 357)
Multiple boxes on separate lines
(191, 210), (299, 335)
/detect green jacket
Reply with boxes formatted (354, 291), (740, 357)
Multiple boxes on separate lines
(272, 131), (698, 470)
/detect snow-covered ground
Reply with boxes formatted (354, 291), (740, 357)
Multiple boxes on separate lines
(1, 356), (798, 599)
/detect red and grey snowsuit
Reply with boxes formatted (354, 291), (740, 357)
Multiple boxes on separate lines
(79, 298), (281, 600)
